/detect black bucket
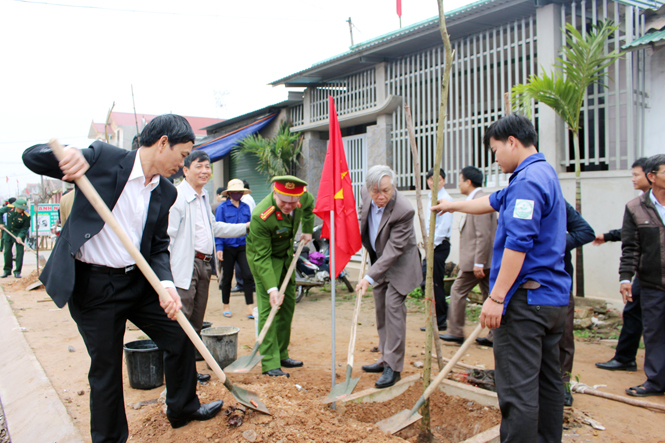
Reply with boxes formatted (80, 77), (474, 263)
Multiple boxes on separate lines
(123, 339), (164, 390)
(196, 321), (213, 361)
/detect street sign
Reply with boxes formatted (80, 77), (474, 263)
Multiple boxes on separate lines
(30, 203), (60, 236)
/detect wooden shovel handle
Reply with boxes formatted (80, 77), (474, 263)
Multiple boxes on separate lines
(47, 140), (230, 384)
(256, 239), (306, 344)
(347, 249), (368, 368)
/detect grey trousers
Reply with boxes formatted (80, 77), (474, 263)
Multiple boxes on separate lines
(494, 289), (567, 443)
(448, 270), (491, 338)
(177, 257), (212, 334)
(373, 281), (407, 372)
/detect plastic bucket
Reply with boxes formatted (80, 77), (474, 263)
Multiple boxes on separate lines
(123, 339), (164, 390)
(195, 321), (214, 361)
(201, 326), (240, 369)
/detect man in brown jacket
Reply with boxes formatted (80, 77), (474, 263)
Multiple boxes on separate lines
(356, 165), (422, 389)
(620, 154), (665, 397)
(441, 166), (497, 346)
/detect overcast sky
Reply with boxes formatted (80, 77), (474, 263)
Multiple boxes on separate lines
(0, 0), (474, 201)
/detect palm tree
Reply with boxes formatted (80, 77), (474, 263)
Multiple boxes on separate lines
(511, 19), (624, 296)
(233, 120), (303, 179)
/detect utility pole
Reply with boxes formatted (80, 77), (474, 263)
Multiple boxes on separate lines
(131, 85), (139, 136)
(346, 17), (354, 47)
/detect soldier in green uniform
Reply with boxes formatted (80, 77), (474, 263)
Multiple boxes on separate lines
(1, 198), (31, 278)
(246, 176), (314, 377)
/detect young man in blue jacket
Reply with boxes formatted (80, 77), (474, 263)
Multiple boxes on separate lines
(433, 114), (570, 443)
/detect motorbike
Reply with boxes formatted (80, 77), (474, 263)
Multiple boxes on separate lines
(294, 225), (355, 303)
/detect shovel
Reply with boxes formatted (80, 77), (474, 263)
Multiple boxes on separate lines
(322, 249), (368, 403)
(47, 140), (270, 415)
(376, 323), (484, 434)
(1, 226), (47, 266)
(224, 239), (306, 374)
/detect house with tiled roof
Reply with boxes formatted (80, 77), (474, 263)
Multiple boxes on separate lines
(88, 111), (223, 150)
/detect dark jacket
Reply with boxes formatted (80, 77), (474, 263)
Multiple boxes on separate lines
(603, 229), (622, 242)
(619, 191), (665, 291)
(564, 201), (595, 280)
(22, 141), (177, 308)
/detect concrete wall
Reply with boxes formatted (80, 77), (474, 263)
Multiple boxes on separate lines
(398, 171), (639, 302)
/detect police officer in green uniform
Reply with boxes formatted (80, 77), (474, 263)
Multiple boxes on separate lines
(246, 176), (314, 377)
(1, 198), (31, 278)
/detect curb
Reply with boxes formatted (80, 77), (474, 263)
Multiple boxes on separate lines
(0, 286), (84, 443)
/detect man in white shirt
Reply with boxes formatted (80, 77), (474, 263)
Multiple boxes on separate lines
(423, 168), (453, 331)
(22, 115), (226, 441)
(167, 151), (248, 383)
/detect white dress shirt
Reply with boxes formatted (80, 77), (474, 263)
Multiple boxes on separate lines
(427, 186), (453, 246)
(187, 181), (214, 255)
(77, 149), (158, 268)
(241, 194), (257, 213)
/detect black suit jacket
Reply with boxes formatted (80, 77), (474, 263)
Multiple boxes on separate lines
(23, 141), (177, 308)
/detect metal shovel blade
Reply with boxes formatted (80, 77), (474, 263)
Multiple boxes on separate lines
(376, 409), (422, 434)
(223, 344), (264, 374)
(322, 376), (361, 404)
(225, 379), (271, 415)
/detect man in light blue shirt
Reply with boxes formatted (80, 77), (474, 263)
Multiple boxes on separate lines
(423, 168), (453, 331)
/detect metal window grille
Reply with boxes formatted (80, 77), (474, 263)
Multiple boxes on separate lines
(387, 16), (537, 189)
(310, 69), (377, 122)
(289, 104), (304, 127)
(342, 134), (367, 211)
(560, 0), (648, 171)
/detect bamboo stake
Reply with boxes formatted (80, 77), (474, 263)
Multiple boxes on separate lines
(417, 1), (455, 439)
(404, 104), (444, 373)
(571, 382), (665, 412)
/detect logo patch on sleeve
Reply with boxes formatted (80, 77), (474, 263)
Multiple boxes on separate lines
(513, 199), (535, 220)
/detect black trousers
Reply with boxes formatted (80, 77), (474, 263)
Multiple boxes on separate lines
(641, 286), (665, 392)
(433, 241), (450, 328)
(494, 289), (567, 443)
(221, 245), (254, 305)
(613, 278), (643, 364)
(559, 292), (575, 381)
(69, 261), (199, 443)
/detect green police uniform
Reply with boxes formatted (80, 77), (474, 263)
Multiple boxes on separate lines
(1, 200), (31, 277)
(246, 179), (314, 373)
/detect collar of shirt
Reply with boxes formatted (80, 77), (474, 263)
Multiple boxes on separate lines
(179, 178), (207, 202)
(370, 200), (385, 216)
(649, 189), (665, 224)
(509, 152), (547, 183)
(129, 148), (160, 191)
(466, 187), (481, 201)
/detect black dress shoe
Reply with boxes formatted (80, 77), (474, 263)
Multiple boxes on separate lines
(13, 272), (21, 279)
(0, 271), (9, 278)
(595, 359), (637, 371)
(420, 322), (447, 332)
(439, 334), (464, 344)
(375, 366), (401, 389)
(231, 285), (243, 292)
(263, 368), (290, 377)
(476, 337), (494, 347)
(361, 362), (384, 373)
(280, 358), (303, 368)
(197, 373), (211, 383)
(166, 400), (224, 429)
(564, 390), (573, 406)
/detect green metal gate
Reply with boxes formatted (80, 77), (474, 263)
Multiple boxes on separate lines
(229, 149), (272, 205)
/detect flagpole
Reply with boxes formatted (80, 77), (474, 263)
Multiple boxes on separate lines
(330, 209), (336, 410)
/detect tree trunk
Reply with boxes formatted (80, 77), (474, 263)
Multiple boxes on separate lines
(573, 131), (585, 297)
(417, 1), (454, 440)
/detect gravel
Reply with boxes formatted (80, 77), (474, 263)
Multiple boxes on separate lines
(0, 397), (10, 443)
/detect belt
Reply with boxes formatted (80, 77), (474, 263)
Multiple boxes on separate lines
(195, 252), (213, 262)
(519, 280), (541, 290)
(84, 263), (137, 275)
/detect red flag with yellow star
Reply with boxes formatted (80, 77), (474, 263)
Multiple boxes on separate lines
(313, 96), (362, 277)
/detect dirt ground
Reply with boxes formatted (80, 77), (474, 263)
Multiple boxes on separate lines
(3, 270), (665, 442)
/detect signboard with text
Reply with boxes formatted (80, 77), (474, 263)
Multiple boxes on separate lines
(30, 203), (60, 236)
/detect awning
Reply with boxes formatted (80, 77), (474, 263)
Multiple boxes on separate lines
(194, 113), (277, 162)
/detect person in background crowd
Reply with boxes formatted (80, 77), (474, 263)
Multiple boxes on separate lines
(440, 166), (497, 347)
(0, 197), (30, 278)
(357, 165), (422, 389)
(217, 179), (255, 319)
(619, 154), (665, 397)
(560, 201), (595, 406)
(168, 151), (248, 383)
(595, 157), (651, 372)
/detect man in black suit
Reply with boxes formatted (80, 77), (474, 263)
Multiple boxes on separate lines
(23, 115), (223, 443)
